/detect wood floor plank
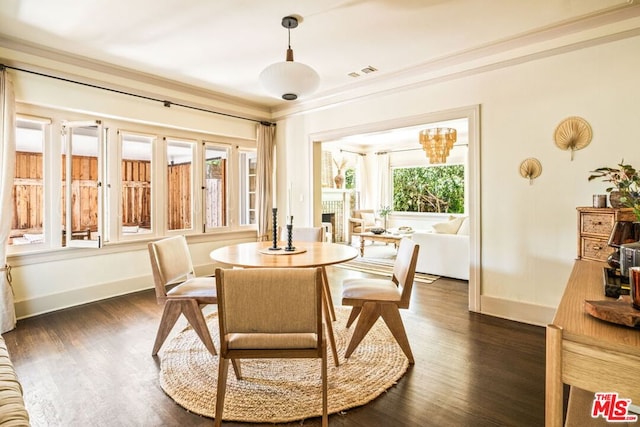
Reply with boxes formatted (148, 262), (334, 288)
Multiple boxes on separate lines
(2, 266), (545, 427)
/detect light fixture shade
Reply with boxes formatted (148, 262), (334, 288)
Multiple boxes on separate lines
(259, 60), (320, 101)
(419, 127), (457, 164)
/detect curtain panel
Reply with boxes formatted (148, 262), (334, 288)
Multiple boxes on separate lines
(256, 123), (276, 242)
(356, 154), (368, 210)
(0, 68), (17, 333)
(376, 152), (390, 210)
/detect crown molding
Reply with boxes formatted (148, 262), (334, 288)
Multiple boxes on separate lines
(0, 34), (272, 120)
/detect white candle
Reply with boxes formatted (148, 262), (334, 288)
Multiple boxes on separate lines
(287, 182), (292, 217)
(272, 174), (276, 208)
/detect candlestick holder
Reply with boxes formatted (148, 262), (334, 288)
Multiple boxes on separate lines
(269, 208), (281, 251)
(285, 224), (295, 251)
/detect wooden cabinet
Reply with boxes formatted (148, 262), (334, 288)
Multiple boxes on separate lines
(576, 207), (635, 262)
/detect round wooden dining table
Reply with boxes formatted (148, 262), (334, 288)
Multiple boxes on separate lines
(210, 241), (358, 366)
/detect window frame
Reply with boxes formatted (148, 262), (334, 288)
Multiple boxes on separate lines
(7, 105), (258, 256)
(238, 148), (257, 226)
(165, 136), (197, 234)
(9, 115), (51, 252)
(61, 120), (104, 248)
(113, 130), (157, 242)
(202, 142), (231, 232)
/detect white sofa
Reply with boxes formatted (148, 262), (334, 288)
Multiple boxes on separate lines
(411, 216), (469, 280)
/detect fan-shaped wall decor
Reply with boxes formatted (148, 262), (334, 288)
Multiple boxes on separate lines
(519, 158), (542, 185)
(554, 116), (592, 160)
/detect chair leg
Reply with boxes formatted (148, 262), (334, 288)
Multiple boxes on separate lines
(321, 339), (328, 427)
(380, 303), (414, 364)
(214, 357), (229, 427)
(345, 306), (361, 328)
(320, 267), (336, 321)
(344, 301), (381, 359)
(322, 298), (340, 367)
(231, 359), (242, 379)
(181, 299), (217, 356)
(152, 301), (182, 356)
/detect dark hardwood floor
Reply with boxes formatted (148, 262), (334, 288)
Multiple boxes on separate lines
(3, 266), (546, 426)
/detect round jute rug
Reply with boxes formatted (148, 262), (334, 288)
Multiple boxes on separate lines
(159, 307), (409, 423)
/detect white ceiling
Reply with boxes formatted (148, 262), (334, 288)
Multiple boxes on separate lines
(1, 0), (637, 110)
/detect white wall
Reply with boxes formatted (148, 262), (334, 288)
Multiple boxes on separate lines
(280, 34), (640, 325)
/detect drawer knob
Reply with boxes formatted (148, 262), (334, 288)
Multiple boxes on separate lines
(592, 245), (602, 250)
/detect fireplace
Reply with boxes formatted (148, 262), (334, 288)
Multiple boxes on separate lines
(322, 213), (335, 242)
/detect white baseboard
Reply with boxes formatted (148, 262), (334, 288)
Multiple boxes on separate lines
(480, 295), (556, 327)
(15, 275), (153, 320)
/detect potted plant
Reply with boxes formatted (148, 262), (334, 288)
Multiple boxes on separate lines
(588, 160), (640, 221)
(378, 205), (392, 230)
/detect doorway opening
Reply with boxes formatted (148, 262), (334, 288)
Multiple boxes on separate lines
(310, 105), (481, 312)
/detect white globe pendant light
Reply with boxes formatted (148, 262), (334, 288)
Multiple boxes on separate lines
(259, 16), (319, 101)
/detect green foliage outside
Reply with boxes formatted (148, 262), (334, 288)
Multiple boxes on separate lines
(392, 165), (464, 213)
(344, 168), (356, 189)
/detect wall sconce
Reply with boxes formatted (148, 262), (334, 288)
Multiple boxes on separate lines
(519, 158), (542, 185)
(554, 116), (592, 161)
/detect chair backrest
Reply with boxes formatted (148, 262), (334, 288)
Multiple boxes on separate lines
(215, 268), (323, 350)
(279, 226), (324, 242)
(392, 238), (420, 309)
(148, 235), (195, 301)
(351, 209), (374, 220)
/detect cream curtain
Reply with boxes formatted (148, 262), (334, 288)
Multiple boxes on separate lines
(256, 123), (276, 242)
(356, 153), (368, 210)
(0, 68), (17, 333)
(376, 152), (390, 210)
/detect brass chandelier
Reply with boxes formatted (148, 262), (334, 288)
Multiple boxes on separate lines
(419, 127), (457, 164)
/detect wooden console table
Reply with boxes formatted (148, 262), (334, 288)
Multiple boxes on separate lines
(546, 260), (640, 426)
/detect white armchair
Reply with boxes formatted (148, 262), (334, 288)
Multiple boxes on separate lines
(347, 209), (381, 244)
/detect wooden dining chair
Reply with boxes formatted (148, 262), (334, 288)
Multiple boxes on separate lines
(213, 267), (328, 427)
(279, 225), (336, 320)
(341, 238), (419, 364)
(147, 235), (217, 357)
(280, 227), (336, 321)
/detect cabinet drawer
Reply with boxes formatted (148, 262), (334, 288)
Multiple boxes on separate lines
(581, 213), (614, 236)
(581, 237), (612, 262)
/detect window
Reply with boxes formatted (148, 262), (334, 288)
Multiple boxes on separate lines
(239, 149), (257, 225)
(166, 138), (195, 231)
(392, 164), (465, 213)
(10, 118), (47, 246)
(344, 167), (356, 190)
(62, 121), (104, 248)
(8, 107), (257, 254)
(203, 144), (229, 230)
(119, 132), (154, 237)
